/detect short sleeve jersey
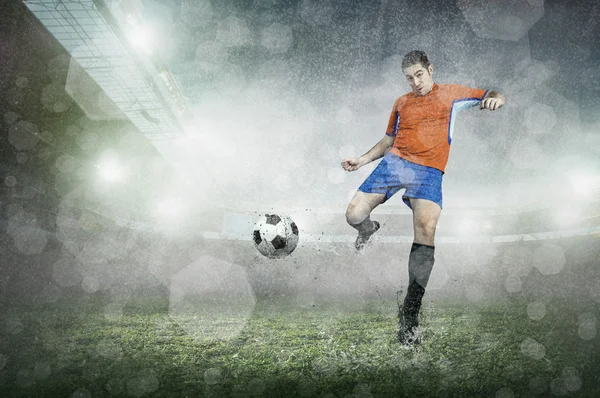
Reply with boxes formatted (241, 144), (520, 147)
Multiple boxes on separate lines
(386, 83), (487, 173)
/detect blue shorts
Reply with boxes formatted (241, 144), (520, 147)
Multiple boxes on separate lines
(358, 152), (443, 209)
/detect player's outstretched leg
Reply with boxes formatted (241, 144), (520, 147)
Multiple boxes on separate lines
(353, 219), (380, 250)
(397, 243), (435, 346)
(345, 191), (385, 251)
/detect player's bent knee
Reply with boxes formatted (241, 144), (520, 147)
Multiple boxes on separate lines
(345, 204), (368, 226)
(345, 210), (361, 226)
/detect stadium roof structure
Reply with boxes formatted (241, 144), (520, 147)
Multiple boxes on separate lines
(23, 0), (185, 156)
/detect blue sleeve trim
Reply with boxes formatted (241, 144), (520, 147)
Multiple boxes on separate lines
(455, 97), (484, 102)
(448, 108), (454, 145)
(447, 96), (485, 145)
(386, 111), (400, 137)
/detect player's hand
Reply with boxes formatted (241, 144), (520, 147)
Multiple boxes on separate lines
(341, 157), (367, 172)
(480, 97), (503, 111)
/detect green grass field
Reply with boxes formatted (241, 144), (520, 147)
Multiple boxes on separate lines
(0, 294), (598, 397)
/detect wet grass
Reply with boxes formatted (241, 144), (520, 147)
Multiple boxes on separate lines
(0, 295), (599, 397)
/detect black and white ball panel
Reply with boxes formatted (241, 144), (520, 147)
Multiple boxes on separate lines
(252, 213), (299, 258)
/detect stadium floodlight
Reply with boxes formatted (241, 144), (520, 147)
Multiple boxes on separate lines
(126, 23), (154, 55)
(96, 156), (123, 182)
(568, 171), (598, 199)
(110, 0), (154, 55)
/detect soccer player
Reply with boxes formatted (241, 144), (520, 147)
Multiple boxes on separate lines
(341, 50), (504, 345)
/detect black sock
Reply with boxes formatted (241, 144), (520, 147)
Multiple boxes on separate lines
(402, 243), (435, 322)
(408, 242), (435, 288)
(350, 217), (375, 234)
(403, 280), (426, 319)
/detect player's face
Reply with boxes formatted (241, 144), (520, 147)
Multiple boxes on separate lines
(403, 63), (434, 96)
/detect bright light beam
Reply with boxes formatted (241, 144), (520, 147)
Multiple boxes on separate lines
(127, 24), (154, 55)
(568, 171), (598, 199)
(97, 158), (123, 182)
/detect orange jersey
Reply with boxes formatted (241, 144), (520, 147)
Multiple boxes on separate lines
(386, 83), (487, 173)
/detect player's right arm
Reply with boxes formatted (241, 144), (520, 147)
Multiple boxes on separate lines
(341, 134), (394, 172)
(342, 100), (399, 172)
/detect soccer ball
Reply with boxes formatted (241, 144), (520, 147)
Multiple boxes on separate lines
(252, 214), (299, 258)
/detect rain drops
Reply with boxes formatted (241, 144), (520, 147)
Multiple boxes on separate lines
(495, 387), (514, 398)
(577, 312), (597, 340)
(526, 301), (546, 320)
(533, 244), (565, 275)
(520, 338), (545, 360)
(204, 368), (222, 385)
(504, 275), (522, 293)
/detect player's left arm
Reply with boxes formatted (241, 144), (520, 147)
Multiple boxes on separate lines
(480, 90), (505, 111)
